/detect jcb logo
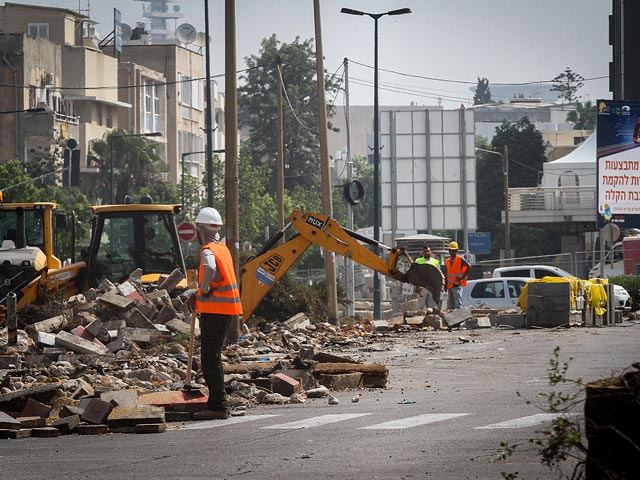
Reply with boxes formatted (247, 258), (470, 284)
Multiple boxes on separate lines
(261, 253), (284, 274)
(306, 215), (325, 230)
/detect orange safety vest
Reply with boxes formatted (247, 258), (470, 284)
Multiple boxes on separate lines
(195, 242), (243, 315)
(446, 255), (468, 290)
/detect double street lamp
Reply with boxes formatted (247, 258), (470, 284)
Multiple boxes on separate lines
(340, 7), (411, 320)
(476, 147), (510, 262)
(109, 131), (162, 204)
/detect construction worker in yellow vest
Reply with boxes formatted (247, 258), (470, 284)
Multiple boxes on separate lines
(190, 207), (242, 420)
(415, 244), (441, 310)
(445, 241), (470, 310)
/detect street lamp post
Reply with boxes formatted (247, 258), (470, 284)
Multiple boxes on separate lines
(109, 131), (162, 204)
(476, 147), (510, 263)
(340, 7), (411, 320)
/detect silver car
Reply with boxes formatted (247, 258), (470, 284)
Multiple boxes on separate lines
(460, 277), (532, 310)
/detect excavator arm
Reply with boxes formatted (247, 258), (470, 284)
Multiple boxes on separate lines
(240, 210), (444, 322)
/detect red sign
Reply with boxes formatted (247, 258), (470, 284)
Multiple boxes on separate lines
(177, 222), (197, 242)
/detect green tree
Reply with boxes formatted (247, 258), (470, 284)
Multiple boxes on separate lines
(238, 35), (341, 193)
(551, 67), (584, 103)
(89, 130), (170, 204)
(566, 100), (596, 130)
(476, 121), (559, 257)
(473, 77), (492, 105)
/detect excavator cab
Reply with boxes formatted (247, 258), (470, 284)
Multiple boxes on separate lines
(84, 204), (186, 287)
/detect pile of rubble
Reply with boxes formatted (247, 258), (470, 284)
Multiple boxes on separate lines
(0, 272), (392, 438)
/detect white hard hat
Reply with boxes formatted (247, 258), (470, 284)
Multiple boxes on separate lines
(195, 207), (223, 225)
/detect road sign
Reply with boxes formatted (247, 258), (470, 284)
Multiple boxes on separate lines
(177, 222), (197, 242)
(468, 232), (491, 254)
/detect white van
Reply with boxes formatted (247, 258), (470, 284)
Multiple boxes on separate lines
(492, 265), (574, 279)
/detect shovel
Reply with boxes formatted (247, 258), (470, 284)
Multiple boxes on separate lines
(183, 309), (205, 396)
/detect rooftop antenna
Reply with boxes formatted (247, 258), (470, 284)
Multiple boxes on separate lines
(77, 0), (90, 17)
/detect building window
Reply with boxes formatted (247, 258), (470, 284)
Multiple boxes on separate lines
(143, 78), (160, 132)
(97, 104), (103, 126)
(28, 23), (49, 39)
(178, 130), (204, 176)
(179, 74), (191, 119)
(105, 106), (113, 128)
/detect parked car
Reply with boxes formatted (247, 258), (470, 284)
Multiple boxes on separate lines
(460, 277), (531, 310)
(612, 284), (632, 311)
(492, 265), (574, 279)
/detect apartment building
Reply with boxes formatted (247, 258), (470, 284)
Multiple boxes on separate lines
(0, 2), (130, 176)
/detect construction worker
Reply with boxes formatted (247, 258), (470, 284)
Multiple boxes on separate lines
(190, 207), (243, 420)
(415, 245), (441, 310)
(445, 241), (470, 311)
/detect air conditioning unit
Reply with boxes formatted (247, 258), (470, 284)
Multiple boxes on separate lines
(44, 72), (54, 86)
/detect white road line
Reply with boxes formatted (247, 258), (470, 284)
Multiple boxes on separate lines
(476, 413), (580, 429)
(359, 413), (470, 430)
(261, 413), (371, 430)
(182, 414), (281, 430)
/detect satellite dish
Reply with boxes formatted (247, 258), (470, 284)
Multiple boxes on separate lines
(121, 23), (132, 40)
(173, 4), (181, 12)
(176, 23), (197, 44)
(194, 31), (209, 47)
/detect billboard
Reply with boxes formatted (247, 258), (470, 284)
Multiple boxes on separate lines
(596, 99), (640, 228)
(114, 8), (122, 54)
(380, 108), (476, 241)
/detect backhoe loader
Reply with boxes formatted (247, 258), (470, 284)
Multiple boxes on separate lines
(239, 210), (445, 322)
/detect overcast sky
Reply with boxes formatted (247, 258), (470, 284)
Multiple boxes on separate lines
(8, 0), (612, 108)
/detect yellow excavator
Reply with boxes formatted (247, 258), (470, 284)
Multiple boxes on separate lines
(0, 198), (187, 323)
(239, 210), (444, 322)
(0, 201), (85, 321)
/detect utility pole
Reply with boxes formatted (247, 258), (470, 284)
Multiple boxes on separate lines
(313, 0), (338, 323)
(225, 0), (240, 342)
(503, 144), (511, 264)
(344, 57), (355, 318)
(276, 57), (285, 235)
(204, 0), (214, 207)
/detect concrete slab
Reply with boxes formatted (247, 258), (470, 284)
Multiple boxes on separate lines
(107, 405), (165, 428)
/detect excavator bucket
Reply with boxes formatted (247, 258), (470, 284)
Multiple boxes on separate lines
(403, 263), (445, 306)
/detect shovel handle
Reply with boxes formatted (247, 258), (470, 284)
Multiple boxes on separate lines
(185, 310), (197, 386)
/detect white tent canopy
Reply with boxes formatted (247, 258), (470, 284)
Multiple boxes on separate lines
(541, 133), (596, 188)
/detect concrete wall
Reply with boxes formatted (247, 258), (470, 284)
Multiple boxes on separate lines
(0, 4), (80, 46)
(0, 34), (61, 163)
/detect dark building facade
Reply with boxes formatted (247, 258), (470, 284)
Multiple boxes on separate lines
(610, 0), (640, 101)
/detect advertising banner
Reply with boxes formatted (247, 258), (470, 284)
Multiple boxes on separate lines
(596, 99), (640, 228)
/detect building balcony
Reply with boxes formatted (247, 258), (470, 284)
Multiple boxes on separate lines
(507, 186), (596, 233)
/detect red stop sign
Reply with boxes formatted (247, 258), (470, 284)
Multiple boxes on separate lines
(177, 222), (197, 242)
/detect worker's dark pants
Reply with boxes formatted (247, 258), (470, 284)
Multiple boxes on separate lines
(199, 313), (232, 412)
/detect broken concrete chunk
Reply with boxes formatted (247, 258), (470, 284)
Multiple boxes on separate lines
(84, 319), (104, 337)
(444, 307), (474, 328)
(370, 320), (391, 331)
(36, 332), (57, 348)
(55, 331), (111, 356)
(31, 427), (59, 437)
(26, 315), (70, 338)
(284, 313), (311, 331)
(135, 423), (167, 434)
(0, 428), (32, 439)
(98, 291), (135, 311)
(107, 405), (165, 428)
(155, 304), (178, 324)
(71, 379), (95, 399)
(270, 372), (301, 396)
(165, 318), (195, 337)
(52, 414), (81, 434)
(123, 308), (157, 329)
(123, 328), (162, 346)
(100, 389), (138, 408)
(0, 354), (20, 369)
(317, 372), (363, 391)
(72, 424), (109, 435)
(0, 411), (22, 430)
(117, 281), (138, 298)
(16, 416), (46, 428)
(157, 269), (185, 293)
(20, 398), (53, 418)
(81, 398), (114, 425)
(305, 385), (330, 398)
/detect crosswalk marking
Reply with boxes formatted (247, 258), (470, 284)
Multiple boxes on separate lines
(182, 414), (280, 430)
(476, 413), (580, 429)
(261, 413), (371, 430)
(359, 413), (470, 430)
